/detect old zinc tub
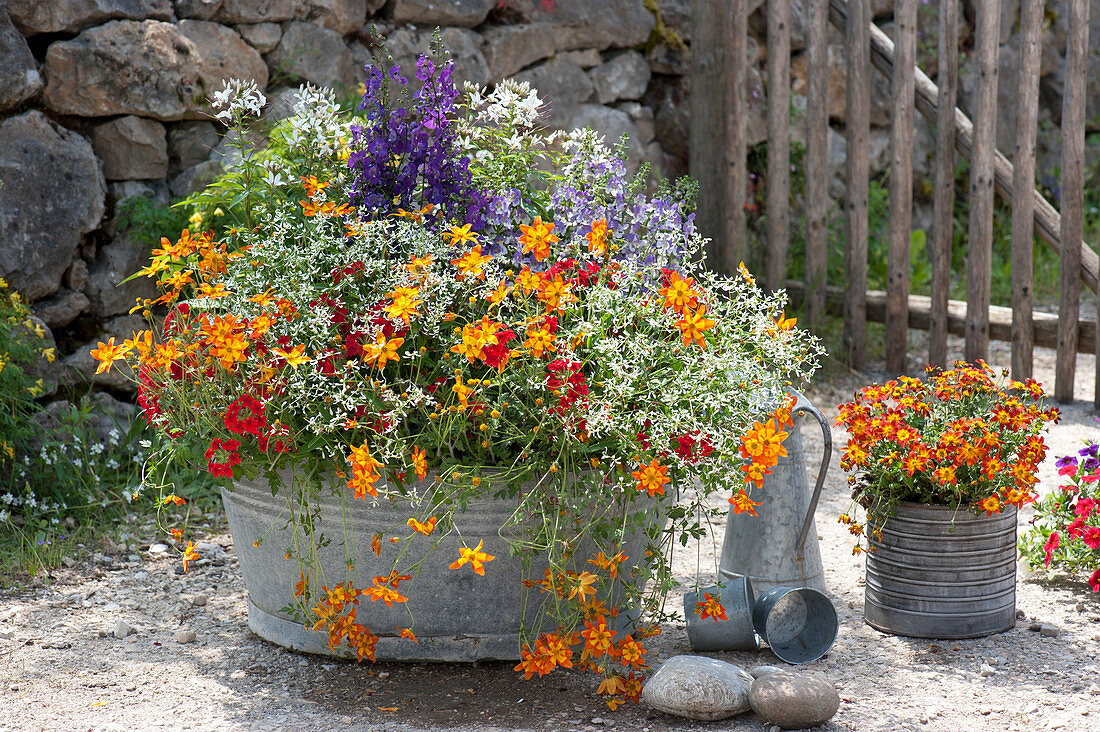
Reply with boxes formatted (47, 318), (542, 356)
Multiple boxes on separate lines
(223, 471), (660, 662)
(863, 502), (1018, 639)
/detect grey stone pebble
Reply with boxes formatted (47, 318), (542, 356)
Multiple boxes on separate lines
(749, 671), (840, 730)
(642, 655), (753, 721)
(191, 594), (208, 607)
(980, 664), (996, 677)
(1040, 623), (1061, 637)
(750, 665), (786, 679)
(113, 619), (134, 639)
(149, 543), (169, 554)
(176, 630), (197, 644)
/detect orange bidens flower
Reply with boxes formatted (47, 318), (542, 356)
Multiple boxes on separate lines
(162, 494), (186, 506)
(90, 337), (133, 375)
(515, 265), (541, 295)
(566, 571), (599, 602)
(695, 591), (728, 622)
(980, 494), (1001, 516)
(347, 443), (383, 499)
(384, 286), (423, 324)
(659, 271), (699, 314)
(448, 539), (495, 575)
(363, 333), (404, 369)
(363, 579), (408, 607)
(523, 324), (557, 358)
(273, 344), (311, 369)
(588, 550), (627, 580)
(739, 419), (789, 487)
(444, 223), (478, 247)
(729, 489), (762, 516)
(398, 626), (418, 643)
(616, 634), (646, 669)
(300, 175), (329, 196)
(674, 304), (715, 349)
(586, 218), (609, 255)
(518, 216), (559, 262)
(410, 446), (427, 481)
(199, 313), (249, 370)
(181, 541), (200, 573)
(581, 615), (615, 659)
(347, 623), (379, 662)
(391, 203), (433, 222)
(407, 516), (437, 535)
(536, 274), (573, 313)
(631, 459), (670, 497)
(451, 244), (493, 281)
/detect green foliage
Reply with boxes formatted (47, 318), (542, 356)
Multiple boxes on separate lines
(116, 195), (196, 248)
(0, 279), (52, 482)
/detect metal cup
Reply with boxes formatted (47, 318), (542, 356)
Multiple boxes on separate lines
(684, 575), (759, 651)
(752, 585), (838, 664)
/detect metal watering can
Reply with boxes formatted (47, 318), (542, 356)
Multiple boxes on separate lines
(719, 390), (831, 594)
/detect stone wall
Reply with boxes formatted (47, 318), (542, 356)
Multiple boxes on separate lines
(1, 0), (1097, 405)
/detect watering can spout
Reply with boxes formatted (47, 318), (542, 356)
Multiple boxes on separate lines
(719, 390), (832, 595)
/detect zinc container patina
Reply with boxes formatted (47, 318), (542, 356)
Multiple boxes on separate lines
(863, 502), (1018, 639)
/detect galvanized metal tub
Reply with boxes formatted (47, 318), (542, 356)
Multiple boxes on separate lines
(222, 472), (659, 662)
(864, 502), (1017, 639)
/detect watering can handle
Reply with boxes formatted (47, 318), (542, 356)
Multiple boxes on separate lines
(792, 391), (832, 554)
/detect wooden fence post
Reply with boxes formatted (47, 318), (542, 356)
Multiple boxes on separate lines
(886, 0), (916, 375)
(805, 0), (829, 331)
(690, 0), (745, 277)
(1011, 0), (1043, 381)
(844, 0), (870, 367)
(765, 0), (791, 291)
(1057, 0), (1090, 403)
(928, 0), (957, 368)
(965, 0), (1000, 364)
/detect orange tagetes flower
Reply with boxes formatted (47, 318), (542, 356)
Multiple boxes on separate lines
(451, 245), (493, 281)
(448, 539), (495, 575)
(631, 459), (670, 497)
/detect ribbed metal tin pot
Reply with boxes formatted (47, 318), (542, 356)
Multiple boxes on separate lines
(864, 502), (1017, 639)
(222, 472), (659, 662)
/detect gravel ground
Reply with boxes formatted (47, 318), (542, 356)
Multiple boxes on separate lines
(3, 334), (1100, 732)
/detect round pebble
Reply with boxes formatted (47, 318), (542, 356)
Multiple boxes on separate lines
(642, 655), (753, 721)
(749, 670), (840, 730)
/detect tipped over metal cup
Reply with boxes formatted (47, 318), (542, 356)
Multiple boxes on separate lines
(752, 585), (838, 664)
(684, 576), (759, 651)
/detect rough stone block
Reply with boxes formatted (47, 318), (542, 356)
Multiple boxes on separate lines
(266, 20), (358, 90)
(0, 111), (105, 302)
(91, 116), (168, 180)
(5, 0), (172, 35)
(43, 19), (268, 121)
(0, 8), (43, 112)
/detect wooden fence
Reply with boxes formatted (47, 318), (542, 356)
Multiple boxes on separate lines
(690, 0), (1098, 406)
